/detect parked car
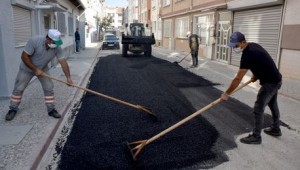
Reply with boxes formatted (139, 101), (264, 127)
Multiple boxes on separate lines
(102, 33), (120, 50)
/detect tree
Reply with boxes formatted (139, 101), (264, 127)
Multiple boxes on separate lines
(99, 16), (113, 31)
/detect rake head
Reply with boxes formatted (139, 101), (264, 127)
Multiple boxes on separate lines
(126, 140), (148, 161)
(136, 105), (158, 121)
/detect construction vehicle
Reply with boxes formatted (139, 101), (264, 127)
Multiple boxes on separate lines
(121, 23), (155, 57)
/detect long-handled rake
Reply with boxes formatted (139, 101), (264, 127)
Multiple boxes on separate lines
(127, 79), (252, 160)
(173, 52), (190, 65)
(43, 74), (157, 119)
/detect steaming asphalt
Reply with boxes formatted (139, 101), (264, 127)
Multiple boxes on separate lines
(55, 53), (274, 170)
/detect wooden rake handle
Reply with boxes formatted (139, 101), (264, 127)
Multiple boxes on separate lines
(43, 74), (156, 117)
(178, 52), (191, 63)
(128, 79), (252, 160)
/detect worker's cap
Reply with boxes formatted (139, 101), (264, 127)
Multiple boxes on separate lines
(186, 31), (191, 35)
(48, 29), (63, 46)
(228, 32), (245, 47)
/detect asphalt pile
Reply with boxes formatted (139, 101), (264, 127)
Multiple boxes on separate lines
(57, 55), (273, 170)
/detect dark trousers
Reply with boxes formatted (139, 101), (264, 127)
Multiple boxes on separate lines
(253, 82), (282, 136)
(76, 40), (80, 52)
(191, 49), (198, 66)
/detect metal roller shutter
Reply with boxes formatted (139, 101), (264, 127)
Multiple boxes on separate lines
(231, 5), (283, 66)
(13, 6), (32, 47)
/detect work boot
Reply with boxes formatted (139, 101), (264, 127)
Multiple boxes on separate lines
(240, 134), (262, 144)
(264, 127), (282, 136)
(5, 110), (17, 121)
(48, 109), (61, 118)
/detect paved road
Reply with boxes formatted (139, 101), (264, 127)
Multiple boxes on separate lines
(38, 48), (300, 170)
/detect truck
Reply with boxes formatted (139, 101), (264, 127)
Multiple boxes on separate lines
(121, 23), (155, 57)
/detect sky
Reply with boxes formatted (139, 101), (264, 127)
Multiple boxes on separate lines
(104, 0), (128, 7)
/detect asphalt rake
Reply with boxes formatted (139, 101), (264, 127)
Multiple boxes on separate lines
(127, 79), (252, 160)
(43, 74), (157, 119)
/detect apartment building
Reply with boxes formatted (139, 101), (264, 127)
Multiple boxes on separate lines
(127, 0), (139, 23)
(84, 0), (105, 43)
(161, 0), (227, 60)
(139, 0), (151, 26)
(0, 0), (88, 96)
(105, 6), (124, 30)
(160, 0), (300, 99)
(151, 0), (162, 46)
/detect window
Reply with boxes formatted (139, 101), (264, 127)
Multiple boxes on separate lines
(57, 12), (66, 35)
(148, 10), (151, 20)
(44, 15), (50, 30)
(13, 6), (32, 47)
(104, 35), (117, 40)
(194, 14), (214, 45)
(68, 16), (74, 36)
(175, 17), (189, 38)
(163, 0), (170, 7)
(163, 19), (172, 37)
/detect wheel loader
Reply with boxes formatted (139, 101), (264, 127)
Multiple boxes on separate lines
(121, 23), (155, 57)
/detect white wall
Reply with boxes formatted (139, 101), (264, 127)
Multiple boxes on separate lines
(284, 0), (300, 25)
(279, 0), (300, 80)
(0, 0), (28, 96)
(280, 50), (300, 79)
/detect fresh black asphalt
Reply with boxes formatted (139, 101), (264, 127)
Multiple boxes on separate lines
(56, 54), (275, 170)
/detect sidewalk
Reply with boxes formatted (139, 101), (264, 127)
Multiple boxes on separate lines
(152, 46), (300, 131)
(153, 46), (300, 170)
(0, 43), (101, 170)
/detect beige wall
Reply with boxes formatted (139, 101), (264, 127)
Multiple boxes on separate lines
(175, 38), (189, 51)
(163, 37), (170, 49)
(284, 0), (300, 25)
(161, 3), (172, 15)
(173, 0), (190, 11)
(280, 0), (300, 80)
(280, 49), (300, 79)
(192, 0), (225, 8)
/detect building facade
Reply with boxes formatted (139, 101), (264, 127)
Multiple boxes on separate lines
(127, 0), (139, 23)
(161, 0), (227, 59)
(0, 0), (89, 97)
(151, 0), (162, 46)
(123, 0), (299, 100)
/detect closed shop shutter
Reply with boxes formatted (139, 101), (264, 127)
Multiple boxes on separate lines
(13, 6), (32, 47)
(231, 5), (283, 66)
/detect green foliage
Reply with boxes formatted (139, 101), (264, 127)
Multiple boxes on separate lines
(99, 17), (113, 31)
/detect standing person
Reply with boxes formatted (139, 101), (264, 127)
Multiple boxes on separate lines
(186, 31), (200, 67)
(75, 27), (80, 53)
(5, 29), (73, 121)
(220, 32), (282, 144)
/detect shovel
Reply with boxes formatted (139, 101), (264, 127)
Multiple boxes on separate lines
(43, 74), (157, 119)
(127, 79), (252, 160)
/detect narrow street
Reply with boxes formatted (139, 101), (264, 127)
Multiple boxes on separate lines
(1, 1), (300, 170)
(38, 48), (300, 170)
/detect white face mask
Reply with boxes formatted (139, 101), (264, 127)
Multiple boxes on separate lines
(233, 47), (243, 54)
(48, 44), (57, 48)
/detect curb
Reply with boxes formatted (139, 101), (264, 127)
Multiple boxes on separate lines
(30, 47), (101, 170)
